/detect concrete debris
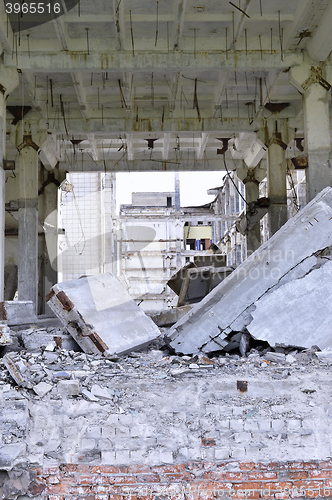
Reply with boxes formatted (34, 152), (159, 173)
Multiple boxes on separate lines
(248, 259), (332, 350)
(167, 188), (332, 354)
(151, 305), (192, 327)
(0, 323), (12, 345)
(0, 468), (36, 499)
(46, 273), (160, 356)
(168, 259), (233, 307)
(33, 381), (53, 398)
(19, 326), (80, 352)
(3, 353), (32, 388)
(57, 379), (80, 397)
(0, 301), (37, 326)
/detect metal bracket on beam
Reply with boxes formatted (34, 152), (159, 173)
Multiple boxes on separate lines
(302, 67), (331, 91)
(17, 135), (40, 152)
(266, 132), (288, 150)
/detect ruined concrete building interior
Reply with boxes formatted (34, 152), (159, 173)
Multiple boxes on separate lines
(2, 0), (332, 498)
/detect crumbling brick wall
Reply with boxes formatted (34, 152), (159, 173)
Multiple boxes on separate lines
(27, 461), (332, 499)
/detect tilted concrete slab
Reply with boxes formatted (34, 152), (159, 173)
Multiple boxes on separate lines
(248, 259), (332, 350)
(167, 188), (332, 354)
(46, 273), (160, 356)
(151, 305), (192, 327)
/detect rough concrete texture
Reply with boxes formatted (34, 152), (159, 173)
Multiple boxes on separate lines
(1, 344), (332, 472)
(248, 259), (332, 349)
(151, 305), (192, 327)
(46, 273), (160, 356)
(167, 187), (332, 354)
(0, 301), (37, 326)
(19, 326), (80, 352)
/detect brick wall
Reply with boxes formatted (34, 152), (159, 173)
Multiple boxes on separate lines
(30, 461), (332, 499)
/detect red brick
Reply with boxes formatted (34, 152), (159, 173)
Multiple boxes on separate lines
(69, 485), (91, 495)
(233, 481), (262, 491)
(90, 465), (120, 474)
(32, 466), (60, 475)
(289, 463), (319, 471)
(46, 475), (61, 484)
(322, 479), (332, 488)
(288, 471), (307, 480)
(94, 495), (109, 500)
(248, 471), (278, 480)
(48, 496), (64, 500)
(121, 465), (150, 474)
(239, 463), (257, 471)
(203, 471), (226, 481)
(135, 474), (160, 483)
(309, 470), (332, 479)
(151, 464), (185, 473)
(109, 476), (136, 485)
(225, 472), (247, 481)
(305, 489), (321, 498)
(263, 481), (293, 491)
(258, 462), (280, 471)
(319, 461), (332, 469)
(164, 473), (195, 482)
(275, 491), (291, 499)
(74, 474), (109, 485)
(44, 478), (73, 495)
(293, 480), (324, 490)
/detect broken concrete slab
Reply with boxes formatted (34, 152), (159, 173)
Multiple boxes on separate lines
(167, 262), (196, 296)
(177, 266), (234, 306)
(248, 259), (332, 350)
(151, 305), (192, 327)
(57, 380), (80, 397)
(167, 188), (332, 354)
(46, 273), (160, 356)
(193, 254), (227, 267)
(0, 301), (37, 326)
(19, 327), (80, 352)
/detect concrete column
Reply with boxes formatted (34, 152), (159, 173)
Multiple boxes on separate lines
(40, 166), (65, 313)
(237, 163), (266, 255)
(290, 63), (332, 201)
(17, 140), (39, 308)
(0, 67), (19, 300)
(265, 120), (288, 237)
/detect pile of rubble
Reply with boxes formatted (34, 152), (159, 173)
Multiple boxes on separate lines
(1, 326), (330, 404)
(1, 188), (332, 389)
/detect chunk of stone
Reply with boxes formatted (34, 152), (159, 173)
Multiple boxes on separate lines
(151, 305), (192, 327)
(33, 381), (53, 398)
(167, 188), (332, 354)
(0, 301), (36, 326)
(3, 353), (32, 388)
(263, 352), (286, 363)
(91, 384), (113, 400)
(248, 260), (332, 350)
(57, 379), (80, 397)
(46, 273), (160, 356)
(82, 388), (99, 401)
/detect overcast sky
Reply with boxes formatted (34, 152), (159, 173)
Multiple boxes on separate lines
(116, 171), (226, 212)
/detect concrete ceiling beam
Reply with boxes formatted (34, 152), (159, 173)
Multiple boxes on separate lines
(306, 2), (332, 61)
(57, 157), (233, 173)
(197, 132), (209, 160)
(173, 0), (187, 51)
(113, 0), (126, 51)
(7, 50), (304, 72)
(40, 116), (303, 135)
(163, 133), (170, 160)
(284, 0), (330, 50)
